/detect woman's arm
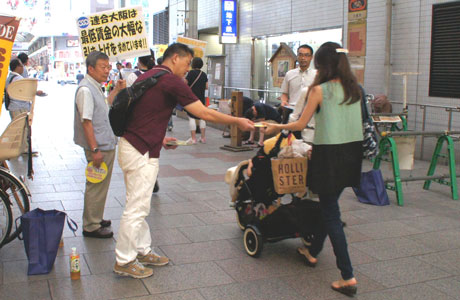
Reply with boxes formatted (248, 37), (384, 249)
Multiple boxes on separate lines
(266, 85), (323, 134)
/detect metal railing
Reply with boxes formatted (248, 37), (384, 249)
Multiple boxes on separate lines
(217, 87), (460, 160)
(387, 101), (460, 160)
(222, 86), (282, 104)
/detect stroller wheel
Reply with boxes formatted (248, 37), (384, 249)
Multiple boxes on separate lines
(243, 225), (263, 257)
(235, 203), (252, 231)
(236, 211), (245, 231)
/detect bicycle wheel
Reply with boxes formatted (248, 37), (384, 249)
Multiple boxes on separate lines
(0, 189), (13, 248)
(0, 167), (30, 244)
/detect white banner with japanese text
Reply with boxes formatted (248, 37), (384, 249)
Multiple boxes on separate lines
(76, 7), (149, 62)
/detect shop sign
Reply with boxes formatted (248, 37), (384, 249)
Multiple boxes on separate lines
(220, 0), (238, 44)
(0, 15), (20, 115)
(348, 0), (367, 21)
(76, 6), (149, 61)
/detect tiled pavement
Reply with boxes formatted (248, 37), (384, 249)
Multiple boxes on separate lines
(0, 82), (459, 299)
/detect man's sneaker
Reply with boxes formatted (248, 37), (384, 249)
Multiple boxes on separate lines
(153, 181), (160, 193)
(137, 252), (169, 266)
(113, 260), (153, 279)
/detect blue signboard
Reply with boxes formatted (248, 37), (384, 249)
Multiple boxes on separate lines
(221, 0), (237, 43)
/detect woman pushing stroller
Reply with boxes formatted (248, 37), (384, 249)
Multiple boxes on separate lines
(265, 42), (363, 297)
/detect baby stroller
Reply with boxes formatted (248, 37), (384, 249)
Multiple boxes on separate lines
(225, 132), (324, 257)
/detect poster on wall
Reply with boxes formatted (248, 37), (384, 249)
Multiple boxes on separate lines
(176, 36), (207, 58)
(269, 43), (297, 88)
(347, 21), (367, 57)
(348, 56), (365, 84)
(0, 15), (21, 115)
(76, 6), (150, 62)
(348, 0), (367, 21)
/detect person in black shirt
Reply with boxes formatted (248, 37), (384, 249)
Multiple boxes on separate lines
(185, 57), (208, 143)
(244, 102), (281, 147)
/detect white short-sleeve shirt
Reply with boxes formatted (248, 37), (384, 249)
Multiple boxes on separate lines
(280, 67), (317, 106)
(75, 75), (105, 122)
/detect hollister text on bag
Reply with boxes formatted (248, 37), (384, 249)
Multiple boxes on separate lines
(271, 157), (307, 194)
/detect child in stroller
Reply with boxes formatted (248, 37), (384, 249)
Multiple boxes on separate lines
(225, 132), (325, 257)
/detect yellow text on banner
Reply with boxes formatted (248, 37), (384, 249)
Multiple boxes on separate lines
(76, 6), (149, 62)
(0, 16), (20, 115)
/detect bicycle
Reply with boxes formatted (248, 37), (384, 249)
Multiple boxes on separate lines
(0, 112), (32, 247)
(0, 188), (13, 247)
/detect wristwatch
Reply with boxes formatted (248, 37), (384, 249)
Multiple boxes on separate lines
(91, 147), (100, 153)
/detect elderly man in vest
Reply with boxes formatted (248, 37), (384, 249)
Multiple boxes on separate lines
(74, 51), (125, 238)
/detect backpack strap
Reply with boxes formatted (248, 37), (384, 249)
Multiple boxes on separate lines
(131, 70), (168, 99)
(4, 74), (18, 109)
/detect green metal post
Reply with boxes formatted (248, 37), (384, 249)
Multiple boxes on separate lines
(401, 115), (408, 131)
(373, 136), (404, 206)
(387, 137), (404, 206)
(423, 136), (444, 190)
(446, 136), (458, 200)
(423, 135), (458, 200)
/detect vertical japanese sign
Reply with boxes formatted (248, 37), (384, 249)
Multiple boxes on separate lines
(220, 0), (238, 44)
(347, 0), (367, 84)
(0, 16), (20, 115)
(76, 7), (150, 62)
(348, 0), (367, 21)
(176, 36), (207, 58)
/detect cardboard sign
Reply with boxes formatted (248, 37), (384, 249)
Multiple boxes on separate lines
(76, 6), (149, 62)
(271, 157), (307, 194)
(176, 36), (207, 58)
(85, 162), (108, 183)
(0, 15), (20, 115)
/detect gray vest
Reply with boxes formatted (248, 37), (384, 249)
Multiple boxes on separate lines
(73, 77), (117, 151)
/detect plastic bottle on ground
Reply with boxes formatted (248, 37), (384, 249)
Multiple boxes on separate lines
(70, 247), (81, 280)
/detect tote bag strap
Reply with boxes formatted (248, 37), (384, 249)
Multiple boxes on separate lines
(66, 215), (78, 232)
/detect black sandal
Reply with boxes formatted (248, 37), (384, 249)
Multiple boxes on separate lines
(331, 284), (357, 297)
(296, 248), (317, 268)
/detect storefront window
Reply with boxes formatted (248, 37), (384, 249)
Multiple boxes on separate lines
(252, 28), (342, 104)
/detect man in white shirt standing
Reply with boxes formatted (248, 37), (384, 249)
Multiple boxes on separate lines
(280, 44), (316, 108)
(280, 44), (317, 141)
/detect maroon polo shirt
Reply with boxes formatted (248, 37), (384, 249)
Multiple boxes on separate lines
(123, 66), (198, 158)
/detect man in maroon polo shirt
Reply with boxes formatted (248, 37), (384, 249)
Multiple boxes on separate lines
(113, 43), (254, 279)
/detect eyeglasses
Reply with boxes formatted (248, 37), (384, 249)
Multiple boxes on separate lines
(298, 53), (312, 58)
(96, 64), (111, 70)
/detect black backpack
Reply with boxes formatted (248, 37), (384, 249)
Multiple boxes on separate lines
(109, 70), (167, 137)
(3, 74), (18, 110)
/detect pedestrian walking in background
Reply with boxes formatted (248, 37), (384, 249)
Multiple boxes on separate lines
(185, 57), (208, 144)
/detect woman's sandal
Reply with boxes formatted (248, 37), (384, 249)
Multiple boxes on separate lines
(331, 279), (357, 297)
(296, 247), (317, 267)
